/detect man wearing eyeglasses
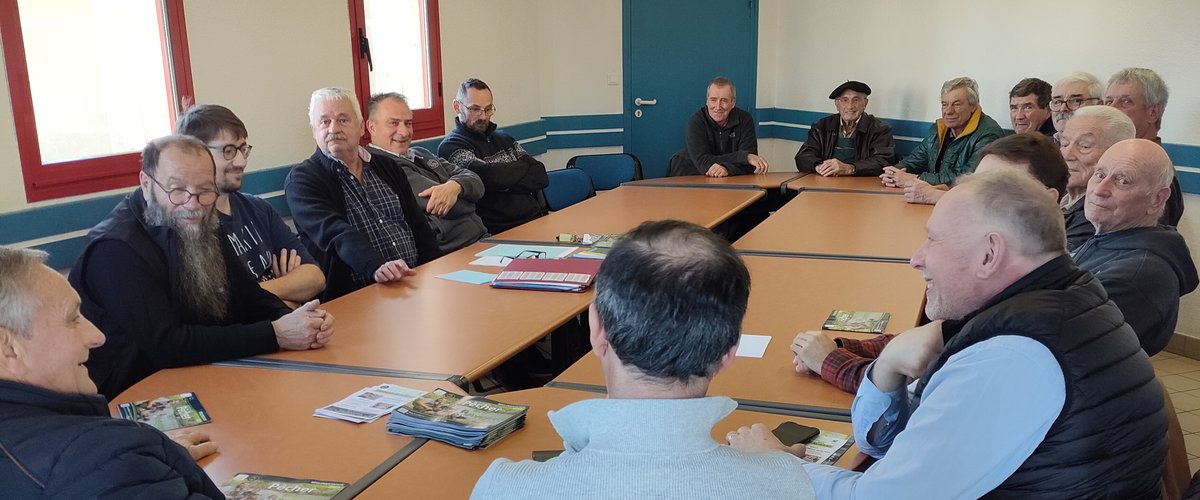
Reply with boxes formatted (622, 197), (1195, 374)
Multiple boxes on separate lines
(668, 76), (769, 178)
(176, 104), (325, 306)
(439, 78), (548, 235)
(1049, 72), (1104, 136)
(1104, 67), (1183, 226)
(70, 135), (335, 398)
(794, 81), (895, 177)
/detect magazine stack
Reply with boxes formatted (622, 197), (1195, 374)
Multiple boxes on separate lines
(386, 389), (528, 449)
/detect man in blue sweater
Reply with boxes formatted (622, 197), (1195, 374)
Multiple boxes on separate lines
(471, 221), (815, 500)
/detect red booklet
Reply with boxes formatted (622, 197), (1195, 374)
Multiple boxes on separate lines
(491, 258), (603, 292)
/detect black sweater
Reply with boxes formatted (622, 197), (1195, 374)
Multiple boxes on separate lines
(438, 118), (548, 234)
(669, 106), (759, 176)
(285, 148), (441, 300)
(70, 190), (289, 400)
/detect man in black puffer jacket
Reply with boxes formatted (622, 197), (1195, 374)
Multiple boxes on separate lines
(0, 246), (222, 498)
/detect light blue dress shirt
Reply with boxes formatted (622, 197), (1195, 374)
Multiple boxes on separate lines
(802, 335), (1066, 499)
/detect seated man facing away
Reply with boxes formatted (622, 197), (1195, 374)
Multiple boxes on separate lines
(286, 87), (441, 300)
(793, 133), (1069, 393)
(1, 246), (222, 498)
(366, 92), (488, 253)
(176, 104), (325, 305)
(794, 80), (895, 177)
(883, 77), (1004, 203)
(667, 76), (769, 178)
(735, 168), (1166, 499)
(438, 78), (548, 235)
(1008, 77), (1055, 136)
(1074, 138), (1198, 355)
(1058, 106), (1136, 251)
(1105, 67), (1184, 226)
(72, 135), (334, 399)
(1049, 71), (1104, 137)
(471, 220), (815, 500)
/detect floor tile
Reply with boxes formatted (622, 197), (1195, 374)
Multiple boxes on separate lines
(1163, 374), (1200, 392)
(1173, 392), (1200, 412)
(1191, 457), (1200, 475)
(1178, 412), (1200, 434)
(1184, 433), (1200, 456)
(1156, 357), (1200, 375)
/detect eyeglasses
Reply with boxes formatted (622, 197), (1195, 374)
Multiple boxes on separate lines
(1103, 96), (1137, 109)
(1049, 97), (1101, 111)
(207, 143), (253, 161)
(457, 101), (496, 116)
(148, 176), (218, 207)
(836, 97), (866, 105)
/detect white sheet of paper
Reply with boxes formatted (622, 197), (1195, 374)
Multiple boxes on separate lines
(469, 256), (510, 267)
(735, 334), (771, 358)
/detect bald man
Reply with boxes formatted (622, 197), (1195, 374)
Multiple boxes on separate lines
(1073, 139), (1198, 355)
(1057, 106), (1136, 251)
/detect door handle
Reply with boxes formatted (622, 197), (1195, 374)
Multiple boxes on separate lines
(634, 98), (657, 106)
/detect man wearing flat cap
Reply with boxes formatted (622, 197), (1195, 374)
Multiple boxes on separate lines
(794, 81), (895, 176)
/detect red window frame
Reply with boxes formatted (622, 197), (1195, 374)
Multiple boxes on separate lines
(0, 0), (194, 203)
(348, 0), (445, 140)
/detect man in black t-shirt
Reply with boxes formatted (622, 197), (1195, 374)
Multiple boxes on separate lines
(177, 105), (326, 305)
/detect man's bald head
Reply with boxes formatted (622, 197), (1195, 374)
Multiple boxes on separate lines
(1085, 139), (1175, 234)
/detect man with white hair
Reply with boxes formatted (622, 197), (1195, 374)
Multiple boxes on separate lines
(1, 246), (223, 497)
(1050, 72), (1104, 135)
(734, 169), (1166, 498)
(1105, 68), (1184, 225)
(882, 77), (1004, 202)
(286, 87), (441, 300)
(1074, 139), (1198, 355)
(1057, 106), (1136, 251)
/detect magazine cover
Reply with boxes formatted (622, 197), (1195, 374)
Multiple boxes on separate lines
(117, 392), (210, 431)
(822, 309), (891, 334)
(397, 389), (528, 430)
(219, 473), (347, 500)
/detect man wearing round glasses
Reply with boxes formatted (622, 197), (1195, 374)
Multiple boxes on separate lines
(794, 81), (895, 177)
(439, 78), (548, 235)
(1049, 72), (1103, 136)
(70, 135), (335, 398)
(176, 105), (325, 306)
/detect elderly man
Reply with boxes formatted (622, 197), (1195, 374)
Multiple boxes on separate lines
(286, 87), (441, 300)
(793, 133), (1070, 394)
(735, 169), (1166, 498)
(176, 104), (325, 305)
(794, 81), (895, 177)
(1105, 68), (1184, 225)
(1, 247), (223, 497)
(667, 76), (769, 178)
(366, 92), (487, 253)
(1009, 77), (1055, 136)
(471, 221), (815, 500)
(1050, 72), (1104, 134)
(882, 77), (1004, 202)
(1074, 139), (1198, 356)
(438, 79), (548, 234)
(1058, 106), (1136, 251)
(71, 135), (333, 398)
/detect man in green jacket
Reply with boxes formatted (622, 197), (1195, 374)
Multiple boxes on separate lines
(881, 77), (1005, 203)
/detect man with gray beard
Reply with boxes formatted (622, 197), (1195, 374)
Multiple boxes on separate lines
(71, 135), (335, 399)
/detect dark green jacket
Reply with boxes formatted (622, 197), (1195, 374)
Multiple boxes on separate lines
(897, 107), (1005, 185)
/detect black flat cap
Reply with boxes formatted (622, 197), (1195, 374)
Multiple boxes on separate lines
(829, 81), (872, 99)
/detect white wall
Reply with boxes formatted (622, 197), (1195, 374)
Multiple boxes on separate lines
(535, 1), (623, 117)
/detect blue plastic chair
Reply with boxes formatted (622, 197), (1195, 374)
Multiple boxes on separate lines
(566, 153), (643, 190)
(543, 168), (595, 211)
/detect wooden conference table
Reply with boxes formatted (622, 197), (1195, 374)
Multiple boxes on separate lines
(110, 365), (460, 492)
(626, 172), (804, 191)
(550, 254), (926, 416)
(490, 184), (764, 243)
(358, 387), (864, 499)
(784, 174), (904, 195)
(238, 241), (594, 386)
(733, 190), (933, 262)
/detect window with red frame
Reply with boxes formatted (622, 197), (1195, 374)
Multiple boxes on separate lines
(1, 0), (193, 203)
(349, 0), (444, 140)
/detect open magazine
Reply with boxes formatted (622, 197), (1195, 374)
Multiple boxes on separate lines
(117, 392), (210, 431)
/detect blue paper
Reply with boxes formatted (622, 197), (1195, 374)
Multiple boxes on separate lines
(436, 270), (498, 285)
(474, 244), (578, 259)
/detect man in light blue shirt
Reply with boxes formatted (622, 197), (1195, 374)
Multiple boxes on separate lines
(731, 169), (1165, 499)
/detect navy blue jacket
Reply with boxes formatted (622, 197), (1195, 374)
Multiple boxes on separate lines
(0, 380), (222, 498)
